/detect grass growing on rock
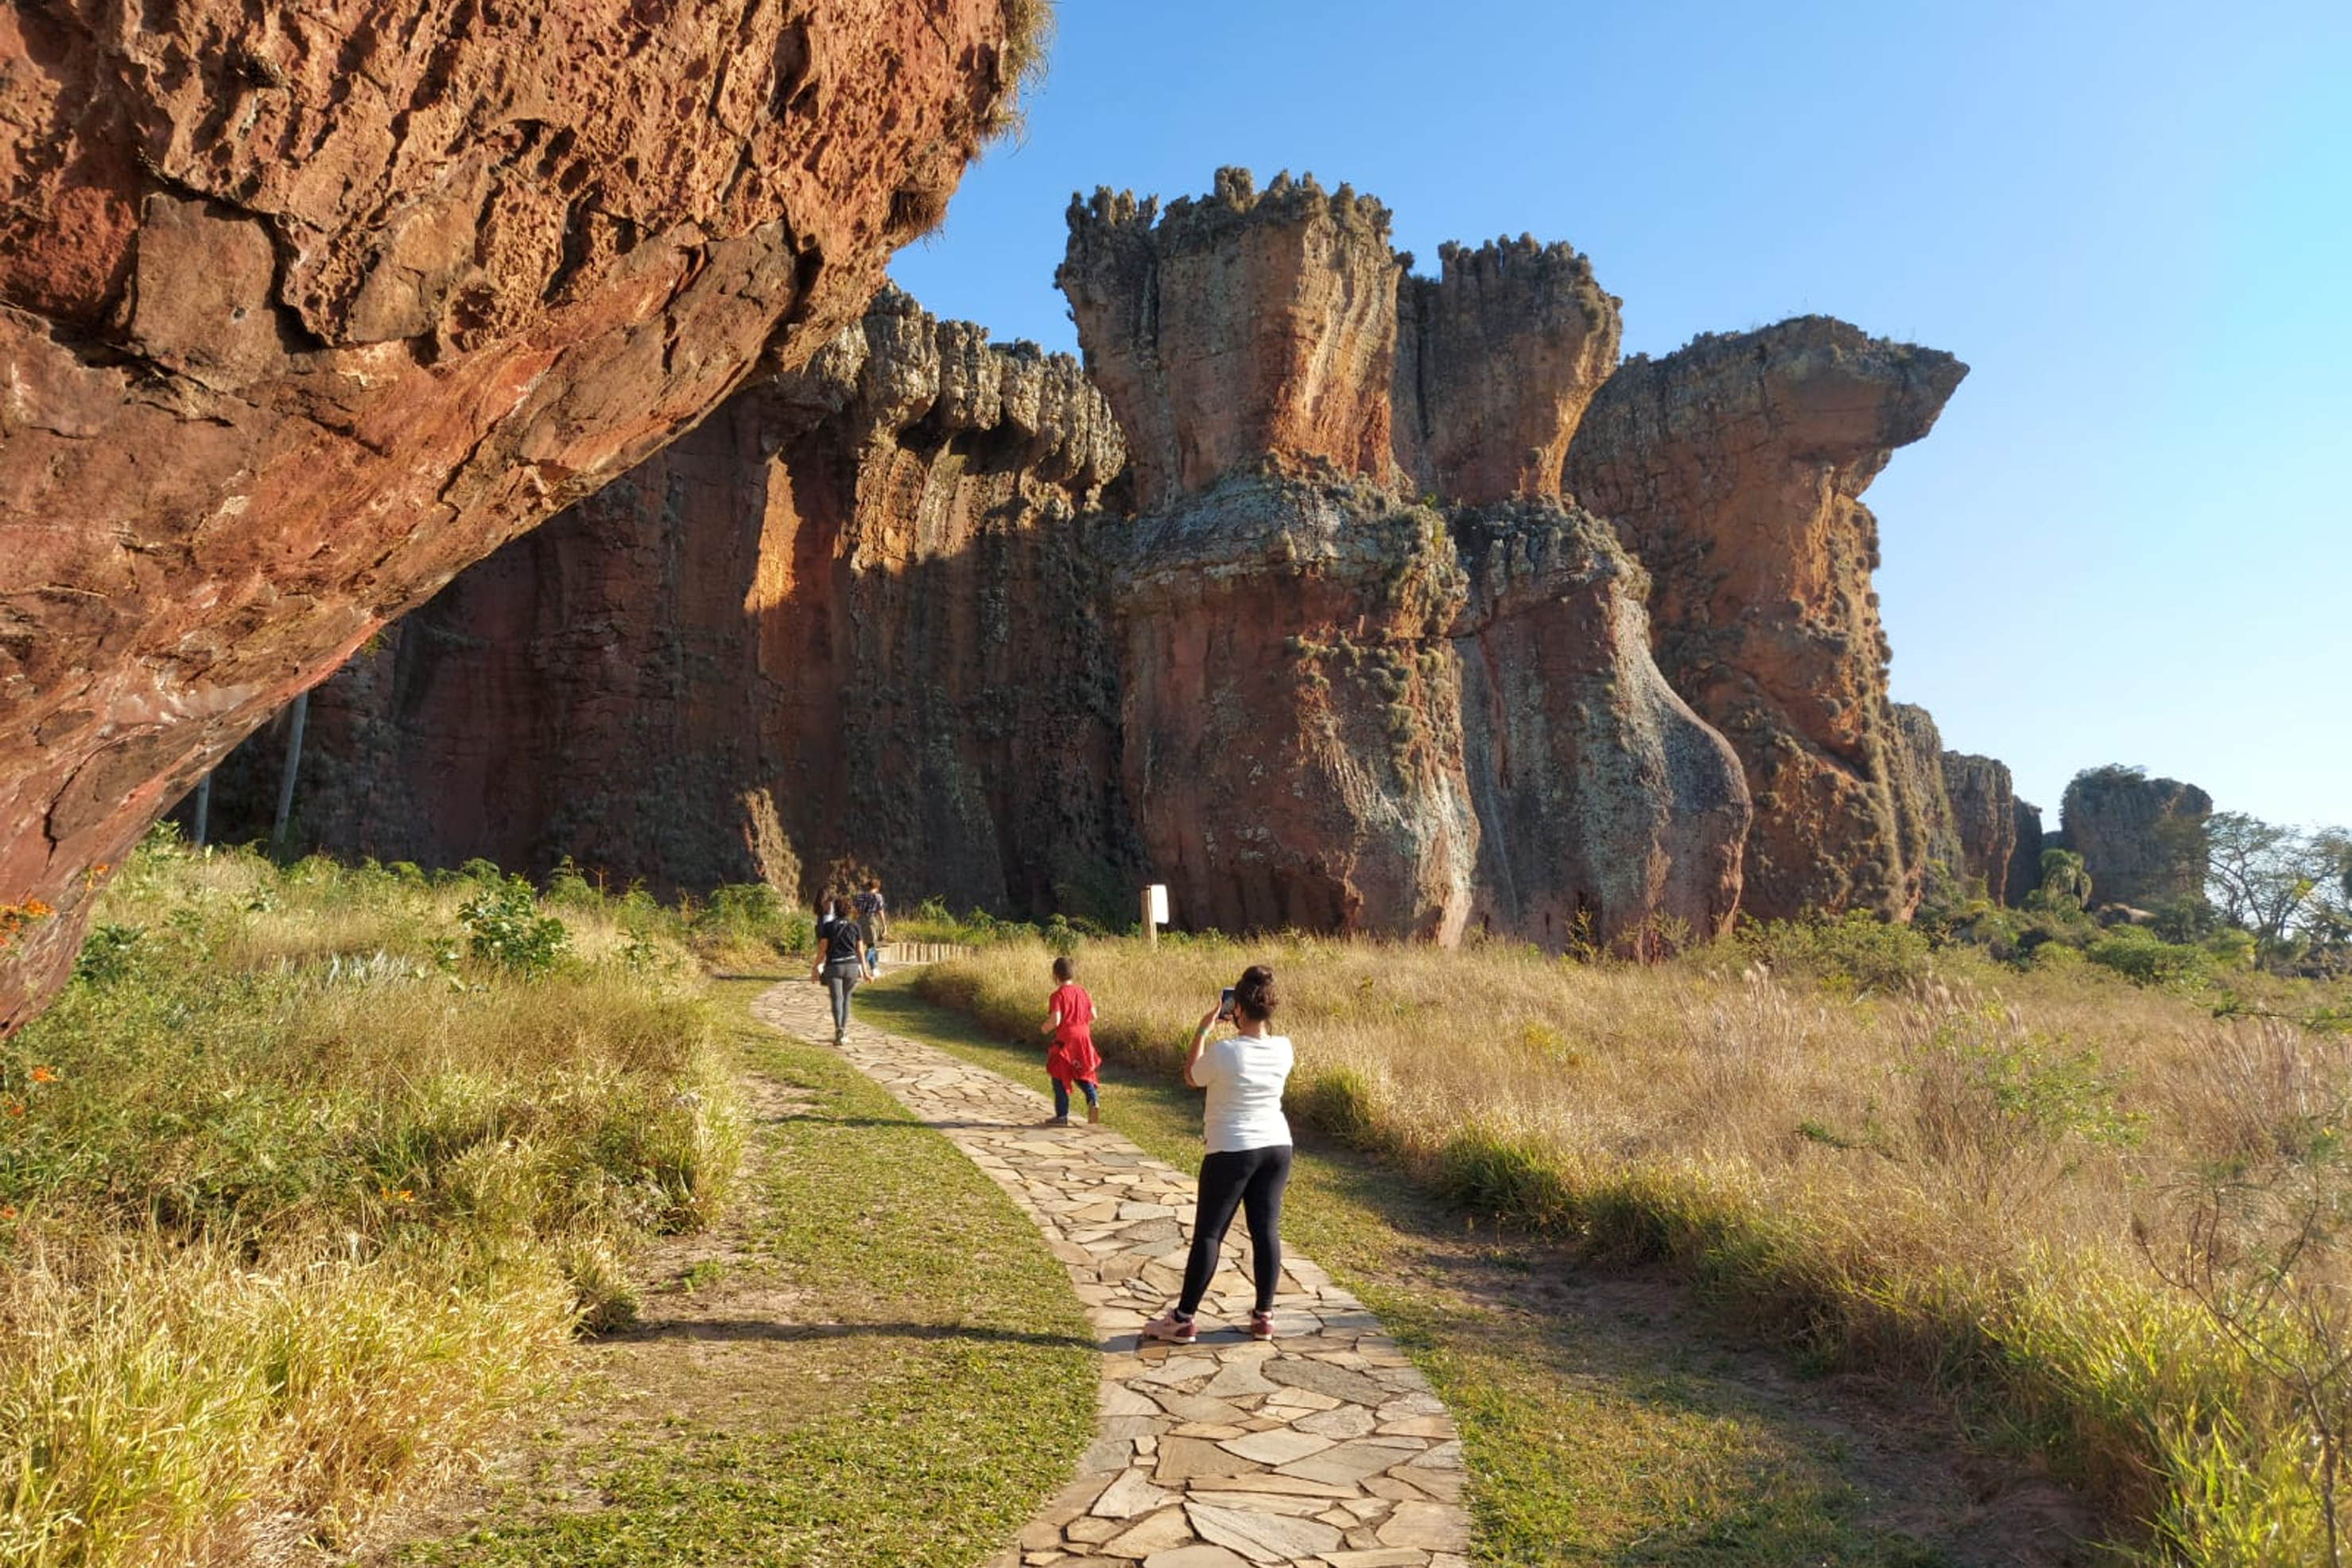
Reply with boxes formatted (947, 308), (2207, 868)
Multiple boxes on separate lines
(908, 930), (2352, 1563)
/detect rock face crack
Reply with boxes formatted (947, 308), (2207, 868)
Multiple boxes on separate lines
(749, 978), (1474, 1568)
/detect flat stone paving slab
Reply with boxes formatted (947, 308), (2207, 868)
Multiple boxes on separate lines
(753, 981), (1472, 1568)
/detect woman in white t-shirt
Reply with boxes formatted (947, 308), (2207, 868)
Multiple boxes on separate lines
(1141, 964), (1294, 1345)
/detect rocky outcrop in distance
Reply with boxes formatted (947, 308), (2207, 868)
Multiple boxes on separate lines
(191, 289), (1136, 918)
(1939, 750), (2027, 904)
(1064, 169), (1748, 948)
(0, 0), (1031, 1034)
(2059, 766), (2212, 909)
(2009, 798), (2048, 906)
(1566, 319), (1968, 922)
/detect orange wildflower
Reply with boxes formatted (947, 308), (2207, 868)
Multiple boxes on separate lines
(3, 1101), (22, 1118)
(29, 1067), (53, 1084)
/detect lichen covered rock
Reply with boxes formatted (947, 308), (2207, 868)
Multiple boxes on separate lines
(1452, 501), (1748, 950)
(1939, 750), (2025, 903)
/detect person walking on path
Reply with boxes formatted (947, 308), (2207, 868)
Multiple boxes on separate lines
(1038, 954), (1102, 1126)
(1141, 964), (1294, 1345)
(852, 877), (887, 972)
(813, 891), (876, 1045)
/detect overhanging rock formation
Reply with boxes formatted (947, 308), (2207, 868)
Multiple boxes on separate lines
(1566, 320), (1969, 921)
(186, 289), (1136, 917)
(0, 0), (1028, 1033)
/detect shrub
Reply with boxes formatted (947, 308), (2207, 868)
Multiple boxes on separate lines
(2086, 928), (2214, 991)
(1434, 1125), (1578, 1233)
(456, 877), (571, 977)
(1290, 1064), (1388, 1151)
(1733, 909), (1934, 993)
(1902, 1006), (2142, 1209)
(71, 922), (145, 986)
(695, 882), (811, 958)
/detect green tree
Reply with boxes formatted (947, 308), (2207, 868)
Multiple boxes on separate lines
(2205, 812), (2352, 964)
(2036, 847), (2092, 914)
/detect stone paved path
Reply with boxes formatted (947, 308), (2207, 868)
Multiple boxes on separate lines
(751, 980), (1473, 1568)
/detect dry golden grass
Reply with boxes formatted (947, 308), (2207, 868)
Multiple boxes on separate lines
(922, 931), (2352, 1559)
(0, 843), (745, 1566)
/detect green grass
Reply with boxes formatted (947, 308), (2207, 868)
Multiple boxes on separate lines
(0, 839), (751, 1565)
(856, 980), (1974, 1566)
(398, 977), (1097, 1566)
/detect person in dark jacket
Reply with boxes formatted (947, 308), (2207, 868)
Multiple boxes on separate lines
(813, 890), (876, 1044)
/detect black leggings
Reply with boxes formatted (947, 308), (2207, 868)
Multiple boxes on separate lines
(824, 961), (860, 1033)
(1176, 1144), (1293, 1315)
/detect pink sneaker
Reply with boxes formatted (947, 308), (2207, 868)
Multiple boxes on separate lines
(1249, 1310), (1275, 1341)
(1139, 1310), (1197, 1345)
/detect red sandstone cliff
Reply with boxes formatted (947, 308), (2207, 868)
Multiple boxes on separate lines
(1566, 320), (1967, 921)
(1939, 748), (2026, 905)
(192, 289), (1135, 916)
(0, 0), (1028, 1032)
(2058, 766), (2212, 910)
(1065, 170), (1747, 947)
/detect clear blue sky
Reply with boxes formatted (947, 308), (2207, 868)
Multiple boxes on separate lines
(891, 0), (2351, 833)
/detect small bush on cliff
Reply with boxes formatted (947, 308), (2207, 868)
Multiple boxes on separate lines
(981, 0), (1055, 143)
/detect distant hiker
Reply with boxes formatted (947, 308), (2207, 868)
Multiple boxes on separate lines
(852, 876), (888, 972)
(1142, 964), (1294, 1345)
(813, 890), (875, 1045)
(1038, 953), (1102, 1126)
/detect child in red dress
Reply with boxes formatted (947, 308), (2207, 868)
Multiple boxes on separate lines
(1039, 954), (1102, 1125)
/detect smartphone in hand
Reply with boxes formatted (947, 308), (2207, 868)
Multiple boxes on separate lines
(1217, 986), (1236, 1021)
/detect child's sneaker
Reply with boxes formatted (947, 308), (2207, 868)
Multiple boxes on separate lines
(1086, 1101), (1100, 1124)
(1139, 1310), (1197, 1345)
(1248, 1310), (1275, 1341)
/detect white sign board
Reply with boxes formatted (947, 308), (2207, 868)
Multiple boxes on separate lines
(1146, 884), (1170, 926)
